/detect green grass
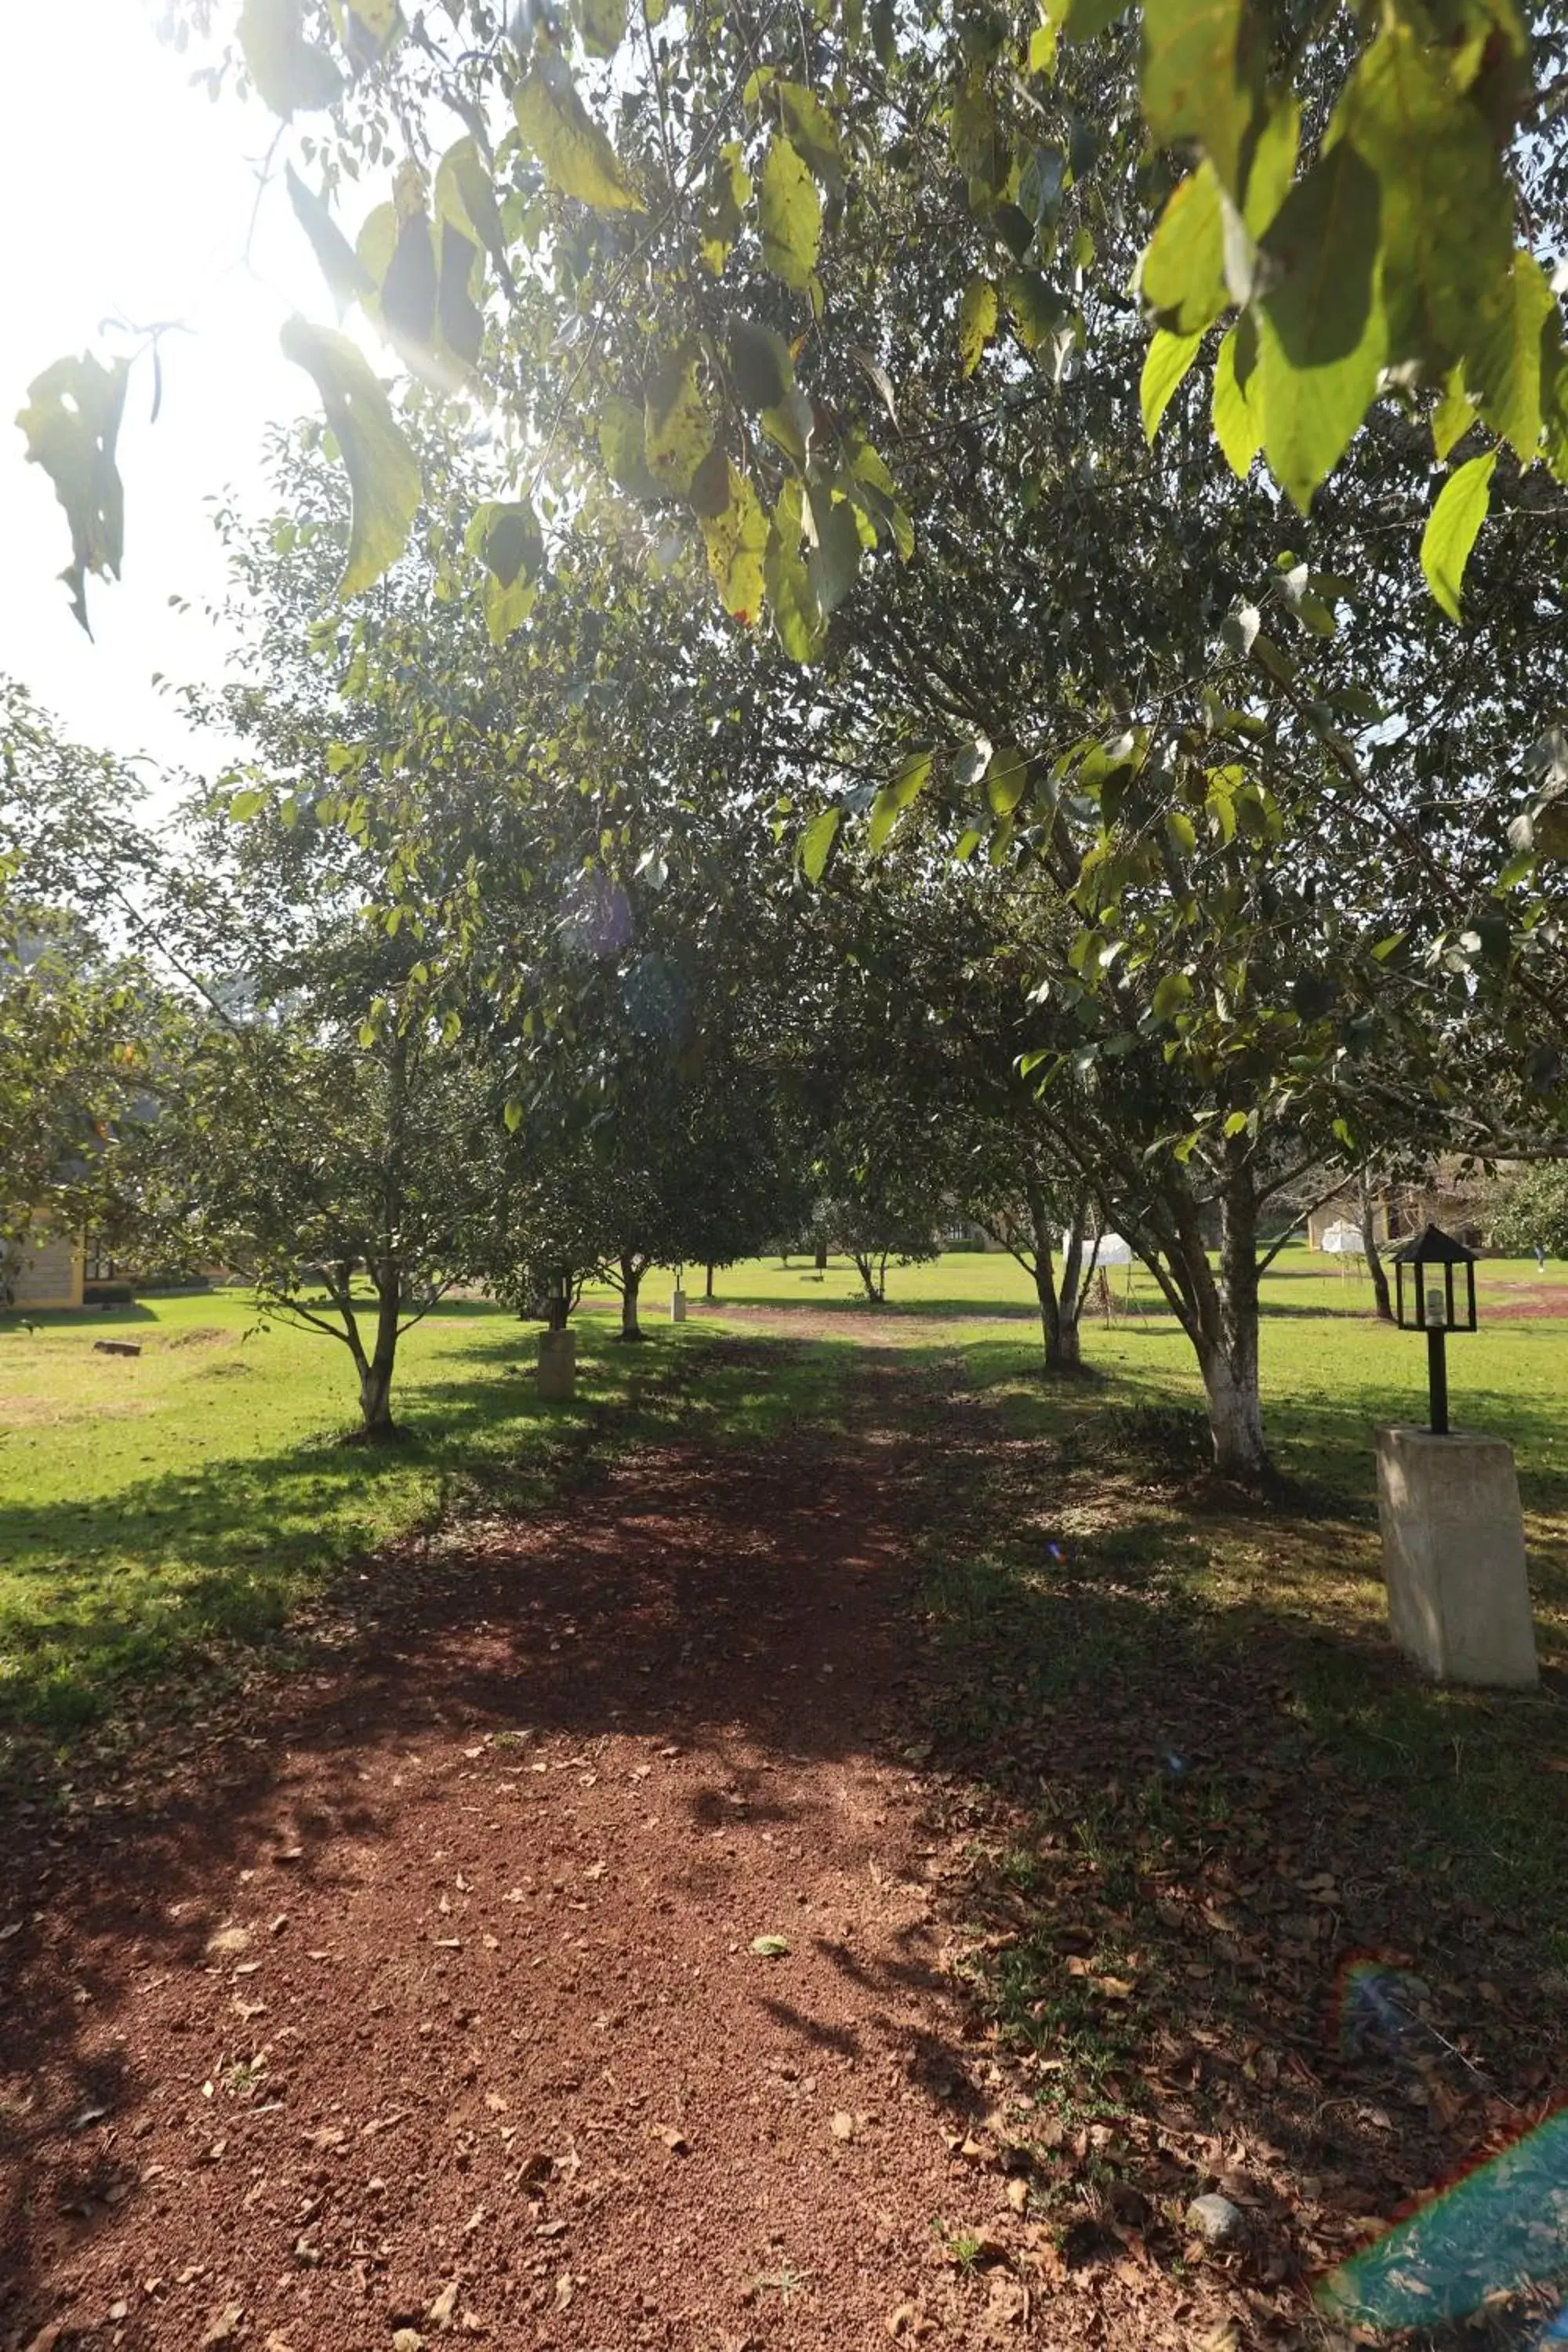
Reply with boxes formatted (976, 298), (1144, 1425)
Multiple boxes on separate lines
(0, 1287), (846, 1743)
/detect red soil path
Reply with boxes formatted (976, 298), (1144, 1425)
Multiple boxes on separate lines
(0, 1363), (1062, 2352)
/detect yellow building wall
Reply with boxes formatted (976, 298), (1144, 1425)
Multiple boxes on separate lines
(6, 1236), (85, 1310)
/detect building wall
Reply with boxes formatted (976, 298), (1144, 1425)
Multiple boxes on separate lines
(5, 1236), (85, 1310)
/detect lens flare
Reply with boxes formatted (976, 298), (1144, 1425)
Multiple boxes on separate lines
(1315, 2107), (1568, 2332)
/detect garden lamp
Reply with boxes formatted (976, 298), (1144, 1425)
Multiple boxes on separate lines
(1390, 1224), (1478, 1436)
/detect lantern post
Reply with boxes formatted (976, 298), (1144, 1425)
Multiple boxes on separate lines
(1376, 1225), (1535, 1686)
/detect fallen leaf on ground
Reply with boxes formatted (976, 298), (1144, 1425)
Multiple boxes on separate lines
(205, 1926), (251, 1958)
(1006, 2176), (1029, 2213)
(426, 2279), (459, 2328)
(201, 2305), (245, 2347)
(654, 2125), (690, 2154)
(750, 1934), (791, 1958)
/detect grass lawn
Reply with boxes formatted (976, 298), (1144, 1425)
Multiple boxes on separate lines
(0, 1287), (844, 1744)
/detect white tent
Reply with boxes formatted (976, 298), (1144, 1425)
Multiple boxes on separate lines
(1320, 1222), (1364, 1254)
(1068, 1231), (1133, 1267)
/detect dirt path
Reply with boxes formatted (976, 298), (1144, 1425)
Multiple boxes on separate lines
(0, 1348), (1020, 2352)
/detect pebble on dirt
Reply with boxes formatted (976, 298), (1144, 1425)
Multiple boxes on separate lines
(1185, 2192), (1246, 2246)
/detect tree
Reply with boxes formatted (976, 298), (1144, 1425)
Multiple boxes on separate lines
(0, 681), (179, 1294)
(142, 975), (494, 1437)
(20, 3), (1568, 644)
(1490, 1164), (1568, 1261)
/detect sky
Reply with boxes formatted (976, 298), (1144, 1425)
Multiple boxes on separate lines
(2, 1), (330, 799)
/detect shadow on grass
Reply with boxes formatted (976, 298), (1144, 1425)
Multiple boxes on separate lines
(0, 1319), (848, 1744)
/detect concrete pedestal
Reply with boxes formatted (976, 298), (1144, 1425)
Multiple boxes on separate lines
(1374, 1426), (1537, 1686)
(537, 1327), (576, 1403)
(669, 1288), (688, 1324)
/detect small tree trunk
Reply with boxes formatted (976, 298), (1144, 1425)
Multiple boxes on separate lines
(1200, 1159), (1268, 1478)
(358, 1273), (401, 1439)
(814, 1236), (828, 1271)
(852, 1250), (879, 1302)
(1359, 1171), (1394, 1322)
(704, 1261), (716, 1300)
(619, 1257), (644, 1341)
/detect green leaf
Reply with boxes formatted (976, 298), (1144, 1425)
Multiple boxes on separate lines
(435, 136), (514, 291)
(380, 210), (438, 358)
(15, 352), (128, 634)
(644, 348), (713, 495)
(1141, 328), (1202, 443)
(1241, 92), (1300, 240)
(728, 317), (792, 412)
(759, 135), (821, 291)
(806, 491), (862, 617)
(598, 394), (660, 499)
(514, 55), (644, 212)
(777, 81), (842, 191)
(1049, 0), (1127, 39)
(1468, 249), (1555, 464)
(750, 1934), (792, 1958)
(959, 275), (999, 376)
(1256, 140), (1386, 510)
(286, 165), (374, 319)
(503, 1099), (524, 1134)
(1431, 368), (1477, 463)
(1335, 22), (1512, 383)
(760, 387), (815, 466)
(279, 318), (421, 597)
(1140, 161), (1227, 335)
(985, 746), (1029, 817)
(570, 0), (626, 57)
(1419, 449), (1496, 622)
(766, 484), (826, 663)
(1004, 273), (1071, 352)
(437, 222), (484, 372)
(466, 499), (543, 643)
(1151, 971), (1193, 1021)
(1141, 0), (1260, 200)
(1210, 316), (1261, 476)
(238, 0), (342, 116)
(799, 808), (840, 884)
(695, 457), (768, 623)
(867, 752), (933, 853)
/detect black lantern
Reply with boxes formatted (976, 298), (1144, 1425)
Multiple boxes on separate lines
(547, 1269), (570, 1333)
(1391, 1223), (1479, 1436)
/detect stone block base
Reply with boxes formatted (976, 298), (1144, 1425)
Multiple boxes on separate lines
(537, 1328), (577, 1403)
(1374, 1425), (1537, 1686)
(670, 1289), (688, 1323)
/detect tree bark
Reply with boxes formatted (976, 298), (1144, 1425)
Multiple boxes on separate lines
(814, 1236), (828, 1270)
(1359, 1171), (1394, 1322)
(357, 1269), (402, 1438)
(619, 1256), (644, 1340)
(1046, 1197), (1091, 1373)
(851, 1250), (881, 1302)
(705, 1261), (715, 1300)
(1198, 1159), (1267, 1478)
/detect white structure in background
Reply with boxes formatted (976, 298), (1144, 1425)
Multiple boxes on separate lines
(1320, 1221), (1365, 1254)
(1067, 1231), (1133, 1267)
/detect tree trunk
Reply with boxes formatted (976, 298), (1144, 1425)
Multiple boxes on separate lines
(619, 1257), (644, 1340)
(705, 1261), (715, 1300)
(814, 1237), (828, 1270)
(358, 1273), (401, 1439)
(852, 1250), (880, 1302)
(1359, 1171), (1394, 1322)
(1200, 1160), (1268, 1478)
